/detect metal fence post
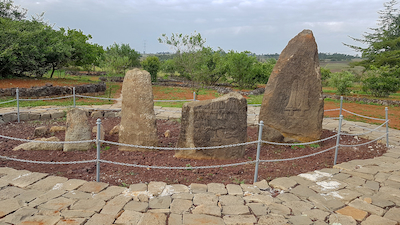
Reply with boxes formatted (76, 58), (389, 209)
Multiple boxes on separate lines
(193, 92), (196, 101)
(254, 121), (264, 183)
(16, 88), (20, 123)
(385, 107), (389, 147)
(339, 96), (343, 116)
(334, 115), (343, 165)
(73, 87), (76, 108)
(96, 118), (101, 182)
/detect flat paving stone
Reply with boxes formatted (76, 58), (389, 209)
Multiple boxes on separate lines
(328, 214), (357, 225)
(85, 213), (115, 225)
(384, 207), (400, 222)
(70, 199), (106, 212)
(349, 199), (385, 216)
(37, 197), (76, 211)
(336, 205), (368, 221)
(247, 203), (268, 216)
(60, 210), (95, 219)
(240, 184), (261, 194)
(267, 203), (291, 215)
(288, 215), (313, 225)
(100, 195), (131, 215)
(27, 176), (68, 192)
(269, 177), (297, 191)
(192, 204), (221, 217)
(308, 194), (345, 211)
(148, 196), (171, 209)
(148, 181), (166, 197)
(63, 190), (92, 199)
(168, 214), (183, 225)
(253, 179), (270, 190)
(207, 183), (227, 195)
(283, 200), (314, 216)
(29, 190), (66, 207)
(243, 194), (273, 204)
(170, 184), (190, 193)
(59, 179), (87, 191)
(124, 200), (149, 212)
(222, 205), (250, 215)
(361, 215), (397, 225)
(93, 186), (126, 201)
(0, 198), (23, 217)
(193, 193), (218, 206)
(56, 218), (86, 225)
(19, 215), (61, 225)
(0, 186), (25, 200)
(190, 183), (207, 194)
(183, 214), (224, 225)
(258, 214), (289, 225)
(170, 199), (192, 214)
(114, 210), (143, 224)
(290, 185), (316, 198)
(9, 172), (47, 188)
(137, 213), (167, 225)
(219, 195), (244, 206)
(302, 209), (329, 221)
(77, 181), (109, 194)
(223, 215), (257, 225)
(1, 207), (37, 224)
(226, 184), (243, 196)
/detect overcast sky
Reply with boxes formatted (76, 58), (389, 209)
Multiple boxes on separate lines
(14, 0), (388, 55)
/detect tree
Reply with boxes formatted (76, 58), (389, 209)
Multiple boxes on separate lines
(105, 43), (141, 68)
(196, 47), (228, 86)
(345, 0), (400, 68)
(158, 31), (206, 89)
(225, 50), (261, 89)
(141, 56), (160, 82)
(0, 0), (26, 20)
(329, 71), (355, 95)
(63, 29), (104, 72)
(362, 65), (400, 97)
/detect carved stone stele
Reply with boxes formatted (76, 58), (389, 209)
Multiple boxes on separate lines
(175, 92), (247, 159)
(119, 69), (157, 151)
(259, 29), (324, 143)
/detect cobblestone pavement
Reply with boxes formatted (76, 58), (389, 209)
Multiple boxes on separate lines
(1, 105), (400, 224)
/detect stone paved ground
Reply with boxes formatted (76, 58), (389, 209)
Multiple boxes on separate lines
(1, 105), (400, 224)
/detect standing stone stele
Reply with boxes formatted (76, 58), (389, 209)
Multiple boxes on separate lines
(63, 108), (91, 151)
(259, 29), (324, 143)
(119, 69), (157, 151)
(176, 92), (247, 159)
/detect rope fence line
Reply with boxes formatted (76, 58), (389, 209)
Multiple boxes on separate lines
(0, 93), (391, 182)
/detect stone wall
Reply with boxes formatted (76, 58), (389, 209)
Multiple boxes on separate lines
(0, 83), (106, 98)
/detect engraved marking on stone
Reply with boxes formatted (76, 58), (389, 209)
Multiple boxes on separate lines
(285, 78), (310, 117)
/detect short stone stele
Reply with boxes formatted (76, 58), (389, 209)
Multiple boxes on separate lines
(63, 108), (91, 151)
(259, 29), (324, 143)
(118, 68), (157, 151)
(176, 92), (247, 159)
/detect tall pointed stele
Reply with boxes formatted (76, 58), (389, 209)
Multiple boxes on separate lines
(259, 29), (324, 143)
(118, 68), (158, 151)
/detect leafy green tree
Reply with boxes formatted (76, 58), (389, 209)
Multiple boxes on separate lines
(160, 59), (176, 77)
(141, 56), (160, 82)
(63, 29), (104, 72)
(346, 0), (400, 68)
(329, 71), (355, 95)
(196, 47), (228, 86)
(0, 0), (26, 20)
(105, 43), (141, 68)
(362, 65), (400, 97)
(225, 50), (264, 89)
(0, 16), (73, 78)
(158, 31), (206, 89)
(320, 67), (331, 86)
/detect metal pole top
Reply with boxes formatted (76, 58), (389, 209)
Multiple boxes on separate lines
(96, 118), (101, 124)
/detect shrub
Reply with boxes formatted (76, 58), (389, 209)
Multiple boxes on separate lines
(362, 66), (400, 97)
(141, 56), (160, 82)
(329, 71), (355, 95)
(320, 67), (331, 86)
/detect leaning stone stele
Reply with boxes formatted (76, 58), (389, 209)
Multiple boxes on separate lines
(259, 29), (324, 143)
(63, 108), (91, 151)
(175, 92), (247, 159)
(119, 68), (157, 151)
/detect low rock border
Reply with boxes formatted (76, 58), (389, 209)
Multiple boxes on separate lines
(0, 83), (107, 98)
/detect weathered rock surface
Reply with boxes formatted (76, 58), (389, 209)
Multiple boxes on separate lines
(176, 92), (247, 159)
(259, 29), (324, 143)
(119, 69), (157, 151)
(13, 137), (63, 151)
(63, 108), (91, 151)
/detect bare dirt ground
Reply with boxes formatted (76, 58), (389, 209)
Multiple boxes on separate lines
(0, 117), (386, 187)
